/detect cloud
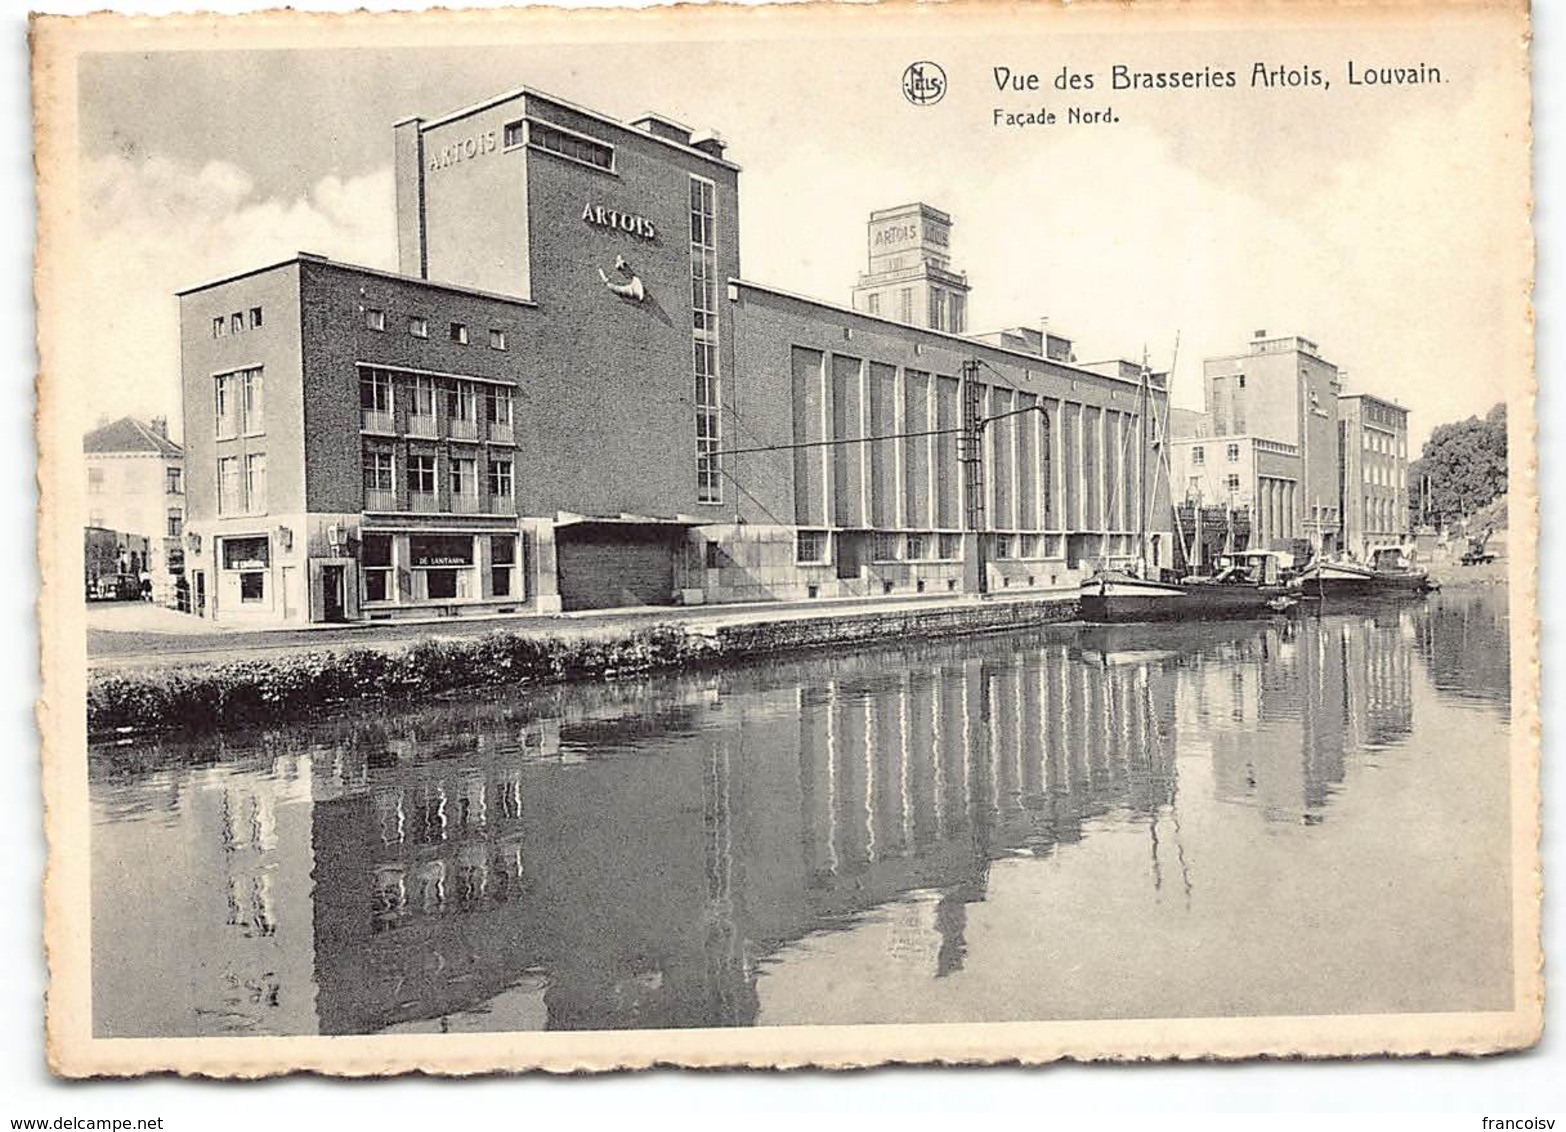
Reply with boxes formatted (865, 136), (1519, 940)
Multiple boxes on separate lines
(56, 155), (397, 437)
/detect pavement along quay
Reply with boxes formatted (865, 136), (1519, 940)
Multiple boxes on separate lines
(87, 590), (1082, 673)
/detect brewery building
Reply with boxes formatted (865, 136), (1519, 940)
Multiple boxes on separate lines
(179, 84), (1171, 624)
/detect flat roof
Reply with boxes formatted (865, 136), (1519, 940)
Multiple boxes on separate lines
(176, 253), (539, 308)
(419, 85), (741, 172)
(1339, 391), (1409, 411)
(731, 278), (1160, 392)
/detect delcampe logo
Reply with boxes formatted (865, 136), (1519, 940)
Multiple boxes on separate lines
(902, 61), (947, 106)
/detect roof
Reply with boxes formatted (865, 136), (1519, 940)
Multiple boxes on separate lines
(83, 416), (182, 458)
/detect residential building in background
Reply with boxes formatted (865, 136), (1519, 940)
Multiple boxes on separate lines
(1199, 331), (1343, 556)
(1338, 392), (1410, 557)
(83, 415), (185, 601)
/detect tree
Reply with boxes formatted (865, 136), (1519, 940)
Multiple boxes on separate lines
(1415, 403), (1507, 528)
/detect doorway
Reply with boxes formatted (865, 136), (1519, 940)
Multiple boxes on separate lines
(322, 564), (347, 623)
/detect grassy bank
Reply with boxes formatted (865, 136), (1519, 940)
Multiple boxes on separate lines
(87, 596), (1080, 739)
(88, 625), (718, 739)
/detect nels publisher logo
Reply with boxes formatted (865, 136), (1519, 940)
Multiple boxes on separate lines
(902, 61), (947, 106)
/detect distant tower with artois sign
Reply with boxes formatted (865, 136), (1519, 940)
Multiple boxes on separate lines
(851, 203), (970, 333)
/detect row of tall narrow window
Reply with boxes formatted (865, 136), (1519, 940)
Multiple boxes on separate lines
(359, 369), (513, 440)
(362, 449), (514, 513)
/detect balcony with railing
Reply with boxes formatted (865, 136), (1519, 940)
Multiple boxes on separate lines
(407, 412), (438, 438)
(451, 492), (482, 514)
(488, 420), (515, 445)
(364, 488), (399, 511)
(489, 495), (517, 515)
(409, 490), (440, 513)
(361, 408), (394, 433)
(449, 417), (479, 441)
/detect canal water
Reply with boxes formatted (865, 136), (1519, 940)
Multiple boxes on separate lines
(90, 586), (1513, 1037)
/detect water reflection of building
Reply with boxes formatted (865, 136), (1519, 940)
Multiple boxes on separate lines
(94, 633), (1187, 1036)
(1190, 611), (1414, 821)
(92, 755), (318, 1037)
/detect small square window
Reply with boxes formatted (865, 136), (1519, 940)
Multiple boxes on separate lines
(212, 317), (226, 338)
(503, 121), (524, 148)
(230, 312), (244, 334)
(248, 306), (263, 329)
(489, 328), (507, 351)
(365, 308), (386, 332)
(450, 322), (469, 345)
(408, 316), (428, 339)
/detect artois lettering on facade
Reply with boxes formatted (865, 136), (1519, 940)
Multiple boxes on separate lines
(426, 130), (499, 172)
(581, 203), (658, 241)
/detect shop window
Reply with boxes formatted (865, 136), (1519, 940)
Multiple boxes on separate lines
(222, 536), (269, 569)
(239, 572), (265, 602)
(362, 533), (393, 603)
(795, 530), (827, 564)
(491, 535), (516, 598)
(410, 534), (474, 602)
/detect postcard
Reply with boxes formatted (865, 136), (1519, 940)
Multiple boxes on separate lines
(32, 0), (1538, 1076)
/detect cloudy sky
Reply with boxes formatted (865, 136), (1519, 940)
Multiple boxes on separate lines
(62, 6), (1530, 449)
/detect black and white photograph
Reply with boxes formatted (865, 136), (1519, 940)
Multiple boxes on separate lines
(30, 0), (1539, 1078)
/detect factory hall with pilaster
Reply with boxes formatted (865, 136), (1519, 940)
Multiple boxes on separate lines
(178, 84), (1171, 625)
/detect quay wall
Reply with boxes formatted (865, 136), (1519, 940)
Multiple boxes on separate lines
(88, 595), (1080, 738)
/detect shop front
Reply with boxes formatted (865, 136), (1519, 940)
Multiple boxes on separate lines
(358, 528), (525, 619)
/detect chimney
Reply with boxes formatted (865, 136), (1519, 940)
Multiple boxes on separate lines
(691, 133), (727, 160)
(150, 416), (168, 438)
